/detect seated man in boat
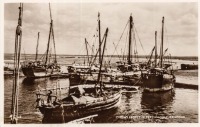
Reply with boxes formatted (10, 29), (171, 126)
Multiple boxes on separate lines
(28, 62), (33, 67)
(47, 90), (53, 103)
(47, 63), (54, 69)
(47, 90), (57, 106)
(36, 60), (41, 66)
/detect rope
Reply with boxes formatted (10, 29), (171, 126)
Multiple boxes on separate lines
(134, 26), (146, 56)
(164, 24), (171, 59)
(39, 51), (47, 63)
(86, 23), (99, 46)
(132, 77), (142, 86)
(112, 42), (122, 61)
(51, 22), (57, 63)
(16, 31), (22, 122)
(11, 34), (17, 116)
(123, 27), (129, 61)
(109, 20), (129, 61)
(11, 3), (23, 124)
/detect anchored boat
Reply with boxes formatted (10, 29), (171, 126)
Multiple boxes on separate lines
(70, 14), (144, 86)
(68, 13), (103, 75)
(36, 28), (122, 123)
(69, 13), (113, 85)
(21, 4), (63, 79)
(141, 17), (176, 92)
(108, 14), (143, 85)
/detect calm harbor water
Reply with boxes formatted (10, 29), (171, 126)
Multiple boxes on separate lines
(4, 76), (198, 123)
(4, 55), (198, 123)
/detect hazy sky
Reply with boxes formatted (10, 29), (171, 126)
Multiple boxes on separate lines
(4, 2), (198, 56)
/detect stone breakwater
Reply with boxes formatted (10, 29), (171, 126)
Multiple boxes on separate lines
(174, 70), (198, 89)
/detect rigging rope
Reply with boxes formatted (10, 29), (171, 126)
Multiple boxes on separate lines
(112, 42), (122, 61)
(11, 3), (23, 124)
(133, 26), (139, 63)
(109, 20), (129, 61)
(123, 26), (129, 61)
(134, 26), (146, 56)
(164, 24), (170, 57)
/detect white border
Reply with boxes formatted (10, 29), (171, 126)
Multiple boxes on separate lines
(0, 0), (199, 126)
(0, 0), (3, 125)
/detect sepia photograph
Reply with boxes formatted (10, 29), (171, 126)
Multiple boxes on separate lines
(2, 0), (198, 124)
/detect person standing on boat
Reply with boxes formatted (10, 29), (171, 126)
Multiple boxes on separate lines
(47, 90), (57, 105)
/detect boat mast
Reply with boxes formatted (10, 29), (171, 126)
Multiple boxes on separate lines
(89, 44), (94, 65)
(128, 15), (133, 65)
(50, 4), (57, 64)
(160, 17), (164, 68)
(45, 10), (52, 66)
(35, 32), (40, 61)
(85, 38), (90, 64)
(23, 48), (27, 61)
(45, 3), (57, 66)
(96, 28), (108, 95)
(97, 28), (108, 83)
(147, 46), (155, 66)
(98, 12), (101, 64)
(11, 3), (23, 124)
(155, 31), (157, 67)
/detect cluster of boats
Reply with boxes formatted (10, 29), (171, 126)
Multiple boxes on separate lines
(9, 3), (176, 124)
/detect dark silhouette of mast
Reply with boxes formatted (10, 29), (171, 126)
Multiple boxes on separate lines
(98, 12), (101, 64)
(160, 17), (164, 68)
(147, 46), (155, 66)
(96, 28), (108, 95)
(51, 24), (57, 63)
(155, 31), (157, 67)
(45, 3), (57, 66)
(128, 15), (133, 65)
(85, 38), (89, 64)
(35, 32), (40, 61)
(97, 28), (108, 83)
(45, 15), (52, 66)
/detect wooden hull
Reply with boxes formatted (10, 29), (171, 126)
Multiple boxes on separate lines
(38, 92), (121, 123)
(69, 72), (142, 86)
(21, 67), (62, 79)
(69, 78), (141, 86)
(22, 66), (48, 78)
(50, 73), (69, 79)
(142, 73), (175, 92)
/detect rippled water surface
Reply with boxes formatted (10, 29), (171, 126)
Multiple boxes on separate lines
(4, 76), (198, 123)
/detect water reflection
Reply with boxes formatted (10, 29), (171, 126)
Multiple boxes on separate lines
(22, 78), (36, 85)
(4, 77), (70, 123)
(124, 92), (133, 112)
(141, 90), (175, 116)
(94, 107), (119, 123)
(4, 76), (198, 123)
